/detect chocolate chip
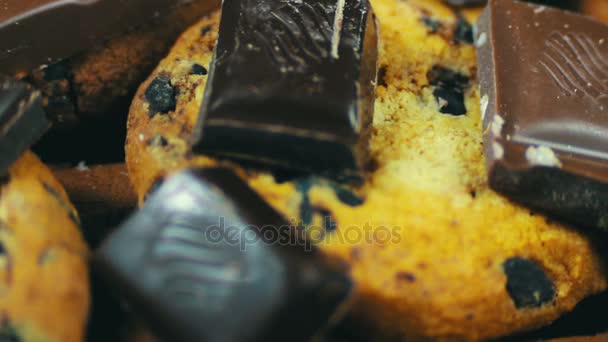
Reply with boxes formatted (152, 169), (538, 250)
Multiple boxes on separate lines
(191, 64), (208, 76)
(503, 257), (555, 308)
(296, 177), (364, 226)
(396, 272), (416, 283)
(144, 75), (176, 116)
(201, 25), (213, 36)
(428, 65), (469, 116)
(377, 66), (388, 88)
(318, 208), (338, 232)
(330, 185), (364, 207)
(453, 16), (474, 44)
(422, 16), (441, 34)
(147, 135), (168, 147)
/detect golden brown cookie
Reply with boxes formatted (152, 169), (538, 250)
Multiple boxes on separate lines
(0, 152), (89, 341)
(125, 0), (608, 340)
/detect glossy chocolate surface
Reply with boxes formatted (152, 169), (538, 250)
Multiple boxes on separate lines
(476, 0), (608, 230)
(0, 0), (219, 74)
(96, 168), (352, 342)
(0, 77), (49, 174)
(192, 0), (378, 182)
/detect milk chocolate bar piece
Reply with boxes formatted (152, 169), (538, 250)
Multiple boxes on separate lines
(96, 168), (352, 342)
(0, 0), (210, 74)
(192, 0), (378, 182)
(476, 0), (608, 231)
(0, 77), (49, 175)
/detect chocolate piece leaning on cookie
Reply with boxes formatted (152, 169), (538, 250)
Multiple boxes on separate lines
(476, 0), (608, 231)
(192, 0), (379, 183)
(96, 168), (353, 342)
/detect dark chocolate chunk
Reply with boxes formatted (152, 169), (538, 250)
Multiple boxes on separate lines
(502, 257), (555, 308)
(296, 177), (363, 226)
(320, 209), (338, 233)
(192, 0), (379, 182)
(422, 16), (442, 34)
(428, 66), (469, 116)
(191, 64), (208, 76)
(453, 16), (474, 44)
(0, 77), (50, 175)
(201, 25), (213, 36)
(476, 0), (608, 231)
(96, 168), (352, 342)
(330, 184), (365, 207)
(377, 66), (388, 87)
(0, 0), (220, 74)
(144, 75), (176, 116)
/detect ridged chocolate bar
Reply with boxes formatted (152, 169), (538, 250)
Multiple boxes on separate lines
(192, 0), (378, 182)
(96, 168), (352, 342)
(476, 0), (608, 230)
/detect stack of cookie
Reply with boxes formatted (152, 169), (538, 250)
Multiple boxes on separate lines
(3, 0), (608, 341)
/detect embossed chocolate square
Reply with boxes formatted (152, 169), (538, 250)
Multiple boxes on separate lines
(192, 0), (379, 183)
(476, 0), (608, 230)
(95, 168), (353, 342)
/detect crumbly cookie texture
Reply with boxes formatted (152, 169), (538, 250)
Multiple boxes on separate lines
(0, 152), (89, 342)
(125, 1), (608, 340)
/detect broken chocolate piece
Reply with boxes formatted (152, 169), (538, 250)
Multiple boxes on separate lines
(428, 66), (469, 116)
(0, 0), (221, 74)
(0, 77), (49, 175)
(96, 168), (353, 342)
(145, 75), (176, 116)
(192, 0), (379, 182)
(503, 257), (555, 308)
(476, 0), (608, 231)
